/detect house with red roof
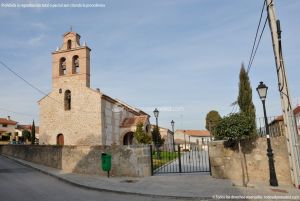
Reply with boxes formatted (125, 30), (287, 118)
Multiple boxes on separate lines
(293, 105), (300, 134)
(0, 116), (18, 142)
(268, 104), (300, 136)
(268, 115), (285, 137)
(0, 116), (18, 135)
(15, 124), (40, 142)
(175, 130), (211, 150)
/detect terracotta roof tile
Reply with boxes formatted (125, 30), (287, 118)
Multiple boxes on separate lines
(16, 125), (39, 133)
(176, 130), (211, 137)
(269, 115), (284, 125)
(0, 118), (17, 125)
(120, 115), (148, 128)
(17, 125), (31, 130)
(294, 105), (300, 115)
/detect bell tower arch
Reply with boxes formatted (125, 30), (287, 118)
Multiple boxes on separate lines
(52, 32), (91, 89)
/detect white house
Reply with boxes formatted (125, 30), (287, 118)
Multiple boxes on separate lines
(175, 130), (211, 150)
(0, 116), (17, 134)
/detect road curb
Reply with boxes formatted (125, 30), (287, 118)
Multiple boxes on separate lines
(1, 154), (211, 200)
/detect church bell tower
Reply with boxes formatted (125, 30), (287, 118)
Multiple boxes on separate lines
(52, 32), (91, 89)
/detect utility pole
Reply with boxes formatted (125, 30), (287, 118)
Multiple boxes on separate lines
(265, 0), (300, 188)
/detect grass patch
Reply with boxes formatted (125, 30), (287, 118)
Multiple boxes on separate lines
(152, 151), (178, 170)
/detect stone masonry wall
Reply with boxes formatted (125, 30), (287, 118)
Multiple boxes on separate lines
(209, 136), (293, 186)
(0, 145), (151, 177)
(39, 84), (102, 145)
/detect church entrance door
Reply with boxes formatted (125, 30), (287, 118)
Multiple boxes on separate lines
(123, 132), (134, 145)
(57, 134), (64, 145)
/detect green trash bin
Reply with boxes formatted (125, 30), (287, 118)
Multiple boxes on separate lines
(101, 153), (111, 177)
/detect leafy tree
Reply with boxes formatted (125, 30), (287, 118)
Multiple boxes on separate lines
(237, 64), (256, 134)
(205, 110), (222, 137)
(134, 123), (152, 144)
(31, 120), (36, 145)
(215, 112), (256, 187)
(215, 113), (256, 141)
(22, 130), (31, 142)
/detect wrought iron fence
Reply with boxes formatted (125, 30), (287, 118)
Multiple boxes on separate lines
(150, 143), (210, 175)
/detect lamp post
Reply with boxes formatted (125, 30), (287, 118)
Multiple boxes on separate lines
(154, 108), (159, 128)
(256, 81), (278, 186)
(153, 108), (160, 159)
(184, 130), (187, 150)
(171, 120), (175, 151)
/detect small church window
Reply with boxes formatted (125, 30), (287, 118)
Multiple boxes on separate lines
(67, 40), (72, 49)
(59, 57), (66, 75)
(64, 90), (71, 111)
(72, 55), (79, 73)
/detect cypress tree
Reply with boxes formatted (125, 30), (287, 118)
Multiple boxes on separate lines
(237, 64), (256, 137)
(31, 120), (36, 145)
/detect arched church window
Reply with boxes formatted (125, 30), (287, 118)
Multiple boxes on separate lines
(59, 57), (66, 75)
(64, 90), (71, 111)
(67, 40), (72, 49)
(72, 55), (79, 73)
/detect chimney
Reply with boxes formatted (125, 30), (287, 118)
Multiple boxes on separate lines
(7, 116), (10, 120)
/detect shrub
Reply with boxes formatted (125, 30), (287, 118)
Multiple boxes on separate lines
(134, 122), (152, 144)
(215, 112), (256, 142)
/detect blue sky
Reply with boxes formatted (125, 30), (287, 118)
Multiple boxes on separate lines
(0, 0), (300, 131)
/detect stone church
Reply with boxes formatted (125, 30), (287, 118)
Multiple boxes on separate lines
(39, 31), (150, 145)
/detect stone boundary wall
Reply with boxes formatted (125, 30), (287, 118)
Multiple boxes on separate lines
(209, 136), (293, 186)
(0, 145), (151, 177)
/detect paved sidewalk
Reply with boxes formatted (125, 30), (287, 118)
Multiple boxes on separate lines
(3, 155), (300, 200)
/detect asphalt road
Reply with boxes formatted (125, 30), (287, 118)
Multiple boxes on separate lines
(0, 155), (191, 201)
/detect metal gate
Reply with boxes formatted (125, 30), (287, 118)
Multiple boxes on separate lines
(150, 144), (211, 175)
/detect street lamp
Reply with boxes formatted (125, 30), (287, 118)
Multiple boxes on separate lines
(153, 108), (159, 127)
(171, 120), (175, 151)
(256, 81), (278, 186)
(153, 108), (160, 159)
(184, 130), (187, 150)
(154, 108), (159, 125)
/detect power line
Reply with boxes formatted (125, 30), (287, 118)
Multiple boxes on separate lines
(0, 60), (110, 115)
(231, 17), (267, 113)
(231, 2), (268, 113)
(0, 60), (61, 104)
(247, 17), (268, 73)
(247, 0), (266, 74)
(231, 2), (268, 114)
(0, 107), (36, 117)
